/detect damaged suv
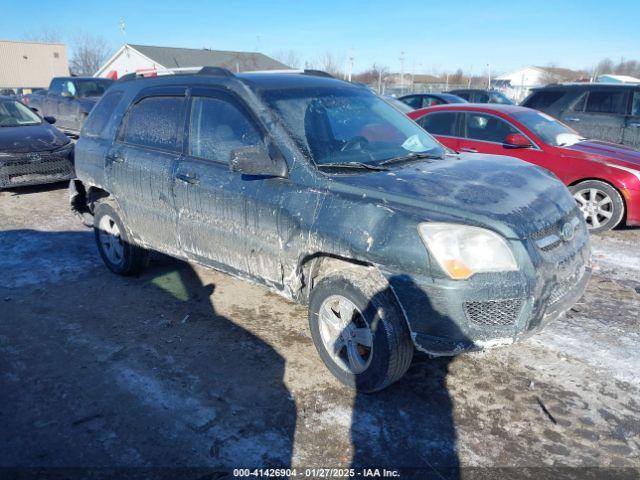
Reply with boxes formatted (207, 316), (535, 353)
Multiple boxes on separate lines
(71, 68), (591, 392)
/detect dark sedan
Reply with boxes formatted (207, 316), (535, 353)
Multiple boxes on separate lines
(0, 96), (74, 189)
(399, 92), (467, 109)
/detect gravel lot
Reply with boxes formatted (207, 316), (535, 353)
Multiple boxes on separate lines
(1, 183), (639, 478)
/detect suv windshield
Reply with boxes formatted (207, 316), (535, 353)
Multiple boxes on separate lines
(75, 79), (113, 97)
(512, 110), (584, 146)
(0, 100), (41, 127)
(260, 86), (444, 166)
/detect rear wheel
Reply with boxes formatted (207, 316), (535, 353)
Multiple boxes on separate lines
(569, 180), (624, 233)
(308, 270), (414, 392)
(93, 200), (149, 275)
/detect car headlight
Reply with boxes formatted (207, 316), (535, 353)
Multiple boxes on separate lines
(418, 223), (518, 280)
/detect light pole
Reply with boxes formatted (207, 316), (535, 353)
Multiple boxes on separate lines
(487, 63), (491, 89)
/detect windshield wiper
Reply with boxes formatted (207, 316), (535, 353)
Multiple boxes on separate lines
(317, 161), (388, 171)
(379, 152), (444, 166)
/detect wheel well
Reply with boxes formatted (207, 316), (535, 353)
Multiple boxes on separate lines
(297, 254), (373, 303)
(70, 180), (111, 225)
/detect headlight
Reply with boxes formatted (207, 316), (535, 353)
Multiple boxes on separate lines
(418, 223), (518, 280)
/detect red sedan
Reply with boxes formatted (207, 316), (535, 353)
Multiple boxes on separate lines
(409, 104), (640, 232)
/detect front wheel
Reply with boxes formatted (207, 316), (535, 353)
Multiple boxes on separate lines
(569, 180), (625, 233)
(308, 271), (414, 392)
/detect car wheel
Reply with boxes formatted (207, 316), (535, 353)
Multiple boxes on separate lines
(569, 180), (624, 233)
(308, 271), (414, 392)
(93, 200), (149, 275)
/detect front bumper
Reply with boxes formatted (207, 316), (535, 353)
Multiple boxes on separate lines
(0, 150), (74, 189)
(385, 214), (592, 355)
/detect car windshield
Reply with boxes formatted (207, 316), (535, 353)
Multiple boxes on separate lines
(384, 96), (414, 113)
(512, 110), (584, 146)
(489, 91), (514, 105)
(75, 79), (113, 97)
(260, 86), (444, 166)
(0, 100), (41, 127)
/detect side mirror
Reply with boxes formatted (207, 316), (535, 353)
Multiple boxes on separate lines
(44, 116), (56, 124)
(229, 145), (287, 178)
(61, 91), (74, 98)
(504, 133), (532, 149)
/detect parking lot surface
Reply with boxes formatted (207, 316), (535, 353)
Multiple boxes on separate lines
(1, 183), (639, 477)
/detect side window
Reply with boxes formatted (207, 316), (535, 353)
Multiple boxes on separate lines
(585, 90), (627, 114)
(121, 96), (184, 151)
(62, 80), (76, 96)
(188, 96), (261, 163)
(571, 92), (587, 112)
(524, 90), (566, 109)
(631, 91), (640, 116)
(423, 96), (443, 107)
(82, 90), (124, 138)
(418, 112), (458, 136)
(476, 92), (490, 103)
(49, 79), (64, 95)
(401, 96), (422, 108)
(454, 92), (471, 101)
(464, 113), (517, 143)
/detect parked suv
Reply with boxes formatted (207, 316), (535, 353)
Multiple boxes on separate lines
(447, 89), (514, 105)
(522, 83), (640, 150)
(70, 68), (590, 392)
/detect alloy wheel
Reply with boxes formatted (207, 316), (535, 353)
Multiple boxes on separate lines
(98, 214), (125, 266)
(318, 295), (373, 374)
(573, 188), (614, 230)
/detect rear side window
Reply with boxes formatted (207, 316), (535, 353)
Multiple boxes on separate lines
(418, 112), (458, 136)
(631, 91), (640, 116)
(82, 90), (123, 138)
(121, 96), (184, 151)
(585, 90), (627, 114)
(49, 79), (64, 95)
(423, 96), (444, 107)
(188, 96), (262, 163)
(524, 90), (566, 109)
(401, 96), (422, 108)
(453, 91), (471, 101)
(464, 112), (517, 143)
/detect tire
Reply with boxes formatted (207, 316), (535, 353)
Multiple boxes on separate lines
(569, 180), (625, 233)
(308, 270), (414, 392)
(93, 200), (149, 275)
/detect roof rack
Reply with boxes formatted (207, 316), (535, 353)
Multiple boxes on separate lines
(116, 66), (334, 82)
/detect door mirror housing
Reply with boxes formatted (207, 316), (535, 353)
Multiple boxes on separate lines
(504, 133), (532, 149)
(43, 116), (56, 124)
(60, 90), (74, 98)
(229, 145), (287, 178)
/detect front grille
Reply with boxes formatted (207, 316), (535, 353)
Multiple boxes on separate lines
(464, 298), (524, 326)
(531, 211), (582, 252)
(0, 151), (74, 188)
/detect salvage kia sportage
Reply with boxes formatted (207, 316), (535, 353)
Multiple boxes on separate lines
(70, 68), (591, 392)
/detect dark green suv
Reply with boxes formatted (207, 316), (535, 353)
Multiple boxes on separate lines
(522, 83), (640, 149)
(70, 68), (590, 392)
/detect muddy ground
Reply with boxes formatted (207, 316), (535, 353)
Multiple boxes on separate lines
(1, 183), (639, 479)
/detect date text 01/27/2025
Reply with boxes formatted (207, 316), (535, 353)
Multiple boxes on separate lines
(233, 468), (401, 477)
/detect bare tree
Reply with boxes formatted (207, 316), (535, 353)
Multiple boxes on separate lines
(70, 33), (113, 76)
(314, 51), (345, 77)
(272, 50), (302, 69)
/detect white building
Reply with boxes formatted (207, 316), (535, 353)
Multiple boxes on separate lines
(95, 44), (289, 79)
(495, 66), (582, 101)
(0, 40), (69, 88)
(597, 74), (640, 84)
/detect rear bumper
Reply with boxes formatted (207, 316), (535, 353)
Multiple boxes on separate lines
(0, 151), (74, 189)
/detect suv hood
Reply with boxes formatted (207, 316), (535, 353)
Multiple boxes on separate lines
(564, 140), (640, 169)
(329, 153), (576, 238)
(0, 124), (70, 153)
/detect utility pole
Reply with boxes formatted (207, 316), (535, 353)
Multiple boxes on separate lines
(468, 65), (473, 88)
(399, 51), (405, 93)
(445, 73), (449, 91)
(347, 49), (354, 82)
(487, 63), (491, 89)
(378, 69), (382, 95)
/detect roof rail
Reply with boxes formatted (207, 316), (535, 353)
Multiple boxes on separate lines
(198, 66), (234, 77)
(302, 69), (334, 78)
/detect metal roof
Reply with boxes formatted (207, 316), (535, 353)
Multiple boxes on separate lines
(127, 44), (290, 72)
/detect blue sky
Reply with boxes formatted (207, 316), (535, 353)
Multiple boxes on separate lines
(2, 0), (638, 75)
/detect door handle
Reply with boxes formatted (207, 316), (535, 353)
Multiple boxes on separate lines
(175, 172), (199, 185)
(106, 152), (124, 163)
(564, 117), (580, 122)
(460, 147), (478, 153)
